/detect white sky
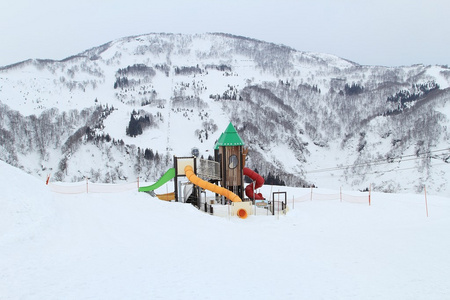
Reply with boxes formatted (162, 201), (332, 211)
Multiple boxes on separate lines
(1, 0), (449, 67)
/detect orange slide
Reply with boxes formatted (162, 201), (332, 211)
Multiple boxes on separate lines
(184, 165), (248, 218)
(184, 165), (241, 202)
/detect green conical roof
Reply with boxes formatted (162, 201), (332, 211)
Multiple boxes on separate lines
(214, 122), (244, 149)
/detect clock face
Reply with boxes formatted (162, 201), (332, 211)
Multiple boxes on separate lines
(228, 154), (238, 169)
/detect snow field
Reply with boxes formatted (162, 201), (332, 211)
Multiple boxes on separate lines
(1, 160), (449, 299)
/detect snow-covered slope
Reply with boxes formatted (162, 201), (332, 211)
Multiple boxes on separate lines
(1, 160), (450, 299)
(0, 33), (449, 195)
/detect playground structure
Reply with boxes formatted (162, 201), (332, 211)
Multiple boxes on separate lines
(138, 122), (284, 219)
(46, 122), (373, 217)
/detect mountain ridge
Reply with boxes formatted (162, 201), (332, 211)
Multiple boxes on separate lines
(0, 32), (449, 195)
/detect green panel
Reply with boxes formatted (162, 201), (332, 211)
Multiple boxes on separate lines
(138, 168), (176, 192)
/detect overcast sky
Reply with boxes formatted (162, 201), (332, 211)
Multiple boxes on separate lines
(1, 0), (449, 67)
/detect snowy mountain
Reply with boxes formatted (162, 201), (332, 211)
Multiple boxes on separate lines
(0, 33), (449, 195)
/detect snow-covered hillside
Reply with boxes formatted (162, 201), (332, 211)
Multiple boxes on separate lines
(1, 160), (450, 299)
(0, 33), (449, 195)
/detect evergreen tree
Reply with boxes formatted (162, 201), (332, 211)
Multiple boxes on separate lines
(126, 114), (142, 137)
(144, 148), (154, 160)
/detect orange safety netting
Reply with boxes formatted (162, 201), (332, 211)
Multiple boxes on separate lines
(341, 194), (369, 204)
(48, 181), (138, 194)
(292, 191), (368, 204)
(312, 193), (340, 201)
(293, 194), (310, 202)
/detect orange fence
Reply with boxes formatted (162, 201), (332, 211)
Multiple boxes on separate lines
(48, 180), (139, 194)
(292, 187), (369, 205)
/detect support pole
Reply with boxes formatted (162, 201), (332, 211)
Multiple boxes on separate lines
(277, 191), (280, 220)
(272, 193), (275, 216)
(174, 155), (178, 202)
(253, 180), (255, 203)
(424, 185), (429, 217)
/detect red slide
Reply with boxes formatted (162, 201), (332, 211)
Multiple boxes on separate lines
(243, 167), (265, 200)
